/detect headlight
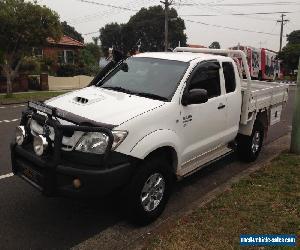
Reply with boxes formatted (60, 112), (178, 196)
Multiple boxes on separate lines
(33, 135), (48, 156)
(75, 131), (128, 154)
(15, 126), (26, 146)
(75, 132), (109, 154)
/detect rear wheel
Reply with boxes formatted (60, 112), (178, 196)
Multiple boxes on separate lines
(125, 156), (173, 225)
(237, 121), (264, 162)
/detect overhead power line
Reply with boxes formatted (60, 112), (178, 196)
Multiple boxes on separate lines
(69, 0), (150, 24)
(177, 1), (300, 7)
(176, 0), (283, 22)
(181, 11), (295, 17)
(184, 18), (278, 36)
(75, 0), (138, 11)
(214, 1), (300, 6)
(83, 31), (100, 36)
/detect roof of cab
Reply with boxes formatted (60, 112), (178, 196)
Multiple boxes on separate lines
(133, 52), (227, 63)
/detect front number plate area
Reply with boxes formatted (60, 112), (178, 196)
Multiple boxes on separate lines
(19, 164), (44, 191)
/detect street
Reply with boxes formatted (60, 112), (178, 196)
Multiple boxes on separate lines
(0, 87), (295, 249)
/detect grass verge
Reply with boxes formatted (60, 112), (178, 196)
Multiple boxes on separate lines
(143, 153), (300, 250)
(0, 91), (69, 104)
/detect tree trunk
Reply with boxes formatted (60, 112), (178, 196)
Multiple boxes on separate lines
(3, 58), (22, 95)
(6, 73), (13, 95)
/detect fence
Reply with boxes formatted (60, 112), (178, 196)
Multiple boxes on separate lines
(0, 74), (29, 93)
(48, 75), (94, 91)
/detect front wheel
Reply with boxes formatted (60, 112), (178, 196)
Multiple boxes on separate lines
(237, 122), (264, 162)
(125, 156), (172, 225)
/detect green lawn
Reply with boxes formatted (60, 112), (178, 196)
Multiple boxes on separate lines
(0, 91), (69, 104)
(143, 153), (300, 250)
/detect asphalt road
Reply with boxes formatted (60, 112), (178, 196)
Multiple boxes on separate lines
(0, 87), (295, 249)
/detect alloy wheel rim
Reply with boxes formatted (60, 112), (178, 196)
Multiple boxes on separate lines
(252, 131), (261, 154)
(140, 173), (165, 212)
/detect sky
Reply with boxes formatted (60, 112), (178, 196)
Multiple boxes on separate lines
(36, 0), (300, 51)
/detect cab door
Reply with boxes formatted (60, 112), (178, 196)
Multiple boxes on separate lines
(221, 61), (242, 142)
(180, 60), (228, 167)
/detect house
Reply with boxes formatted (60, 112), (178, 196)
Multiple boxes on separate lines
(33, 35), (84, 65)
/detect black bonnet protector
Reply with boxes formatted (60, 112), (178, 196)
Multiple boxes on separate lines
(28, 101), (116, 129)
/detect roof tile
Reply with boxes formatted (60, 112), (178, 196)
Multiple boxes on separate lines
(47, 35), (84, 47)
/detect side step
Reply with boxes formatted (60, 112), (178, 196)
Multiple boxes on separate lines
(178, 145), (234, 178)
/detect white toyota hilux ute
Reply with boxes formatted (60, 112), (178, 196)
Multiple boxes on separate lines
(11, 48), (289, 225)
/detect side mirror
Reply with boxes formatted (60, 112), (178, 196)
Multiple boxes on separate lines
(182, 89), (208, 106)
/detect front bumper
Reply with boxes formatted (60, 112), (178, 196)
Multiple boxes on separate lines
(11, 102), (138, 197)
(11, 144), (136, 197)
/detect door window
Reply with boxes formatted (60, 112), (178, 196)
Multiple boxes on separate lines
(222, 62), (236, 93)
(189, 62), (221, 99)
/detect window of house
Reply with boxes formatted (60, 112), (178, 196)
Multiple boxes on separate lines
(58, 51), (65, 64)
(32, 47), (43, 58)
(222, 62), (236, 93)
(189, 61), (221, 99)
(57, 50), (75, 64)
(66, 50), (74, 64)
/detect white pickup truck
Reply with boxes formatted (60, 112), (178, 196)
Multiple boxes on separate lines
(11, 48), (289, 225)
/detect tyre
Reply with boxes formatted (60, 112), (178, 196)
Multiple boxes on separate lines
(125, 155), (173, 225)
(237, 121), (264, 162)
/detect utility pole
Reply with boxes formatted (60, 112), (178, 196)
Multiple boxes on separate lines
(161, 0), (173, 51)
(291, 58), (300, 154)
(277, 14), (289, 52)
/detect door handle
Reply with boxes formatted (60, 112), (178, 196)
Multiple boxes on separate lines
(218, 103), (226, 110)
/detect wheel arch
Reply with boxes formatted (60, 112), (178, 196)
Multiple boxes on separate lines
(256, 110), (268, 137)
(238, 109), (268, 136)
(144, 146), (178, 175)
(128, 129), (180, 173)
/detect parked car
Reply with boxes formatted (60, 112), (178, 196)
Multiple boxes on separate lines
(11, 48), (289, 225)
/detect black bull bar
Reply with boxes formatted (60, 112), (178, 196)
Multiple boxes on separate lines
(11, 101), (115, 195)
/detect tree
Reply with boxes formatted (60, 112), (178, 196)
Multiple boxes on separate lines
(80, 43), (101, 66)
(287, 30), (300, 45)
(100, 23), (123, 50)
(61, 21), (84, 43)
(278, 30), (300, 72)
(99, 5), (187, 53)
(0, 0), (62, 94)
(92, 37), (99, 45)
(209, 41), (221, 49)
(127, 6), (186, 52)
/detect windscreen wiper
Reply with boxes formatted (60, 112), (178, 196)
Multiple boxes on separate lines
(102, 87), (168, 101)
(133, 92), (168, 101)
(101, 86), (134, 94)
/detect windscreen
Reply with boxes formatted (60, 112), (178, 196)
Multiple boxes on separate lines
(97, 57), (189, 101)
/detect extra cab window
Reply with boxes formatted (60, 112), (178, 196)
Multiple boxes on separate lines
(189, 61), (221, 99)
(222, 62), (236, 93)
